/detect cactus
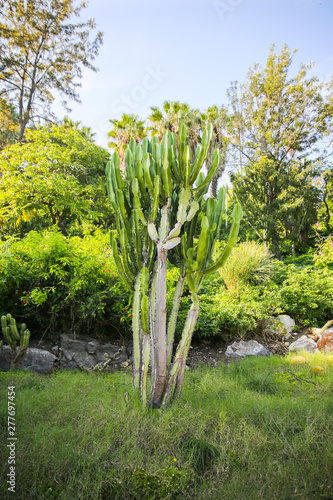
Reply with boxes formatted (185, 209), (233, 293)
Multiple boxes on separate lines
(1, 314), (30, 370)
(106, 124), (242, 408)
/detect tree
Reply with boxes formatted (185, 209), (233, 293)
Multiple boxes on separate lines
(0, 123), (109, 235)
(228, 45), (330, 258)
(108, 114), (146, 168)
(0, 0), (103, 140)
(0, 97), (19, 149)
(147, 101), (202, 157)
(106, 125), (242, 408)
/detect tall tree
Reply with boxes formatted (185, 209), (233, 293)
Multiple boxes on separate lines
(0, 0), (103, 140)
(228, 45), (330, 258)
(147, 101), (202, 157)
(0, 97), (19, 149)
(108, 114), (146, 168)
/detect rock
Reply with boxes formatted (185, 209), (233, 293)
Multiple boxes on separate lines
(284, 333), (292, 341)
(284, 342), (290, 347)
(21, 348), (56, 373)
(85, 341), (97, 355)
(289, 335), (319, 353)
(51, 345), (59, 356)
(263, 315), (295, 339)
(59, 334), (127, 370)
(317, 330), (333, 353)
(225, 340), (271, 359)
(0, 346), (56, 373)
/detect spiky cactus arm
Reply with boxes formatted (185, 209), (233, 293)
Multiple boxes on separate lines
(166, 274), (185, 367)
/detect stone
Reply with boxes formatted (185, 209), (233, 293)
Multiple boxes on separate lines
(0, 346), (56, 373)
(59, 334), (127, 370)
(289, 335), (319, 353)
(21, 348), (56, 373)
(263, 315), (295, 339)
(51, 345), (59, 356)
(85, 341), (97, 355)
(225, 340), (271, 359)
(317, 330), (333, 353)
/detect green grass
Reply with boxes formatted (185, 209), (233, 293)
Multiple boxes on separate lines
(1, 353), (333, 499)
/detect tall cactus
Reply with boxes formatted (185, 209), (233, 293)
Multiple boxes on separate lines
(1, 314), (30, 370)
(106, 124), (242, 408)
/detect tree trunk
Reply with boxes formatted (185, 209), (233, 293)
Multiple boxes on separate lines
(271, 229), (282, 261)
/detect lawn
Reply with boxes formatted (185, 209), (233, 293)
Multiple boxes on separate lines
(1, 352), (333, 499)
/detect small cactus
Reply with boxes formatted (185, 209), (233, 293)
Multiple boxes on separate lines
(1, 314), (30, 370)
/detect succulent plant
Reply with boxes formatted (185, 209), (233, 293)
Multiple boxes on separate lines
(106, 124), (242, 408)
(1, 314), (30, 369)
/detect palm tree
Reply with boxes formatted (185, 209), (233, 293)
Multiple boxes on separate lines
(108, 114), (146, 168)
(147, 101), (202, 158)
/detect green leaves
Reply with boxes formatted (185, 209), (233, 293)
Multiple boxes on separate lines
(0, 0), (103, 139)
(0, 124), (110, 236)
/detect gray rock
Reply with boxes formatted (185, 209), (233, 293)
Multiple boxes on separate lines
(21, 348), (56, 373)
(289, 335), (319, 353)
(0, 346), (56, 373)
(225, 340), (271, 358)
(263, 315), (295, 339)
(59, 334), (127, 370)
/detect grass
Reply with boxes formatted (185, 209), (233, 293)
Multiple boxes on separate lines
(1, 353), (333, 499)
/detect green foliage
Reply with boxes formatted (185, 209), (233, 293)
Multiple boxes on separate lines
(130, 466), (193, 499)
(0, 228), (131, 338)
(181, 437), (221, 473)
(229, 44), (330, 257)
(314, 236), (333, 267)
(275, 264), (333, 326)
(216, 241), (275, 296)
(0, 124), (111, 237)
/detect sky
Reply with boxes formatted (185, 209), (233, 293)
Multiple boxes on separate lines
(53, 0), (333, 150)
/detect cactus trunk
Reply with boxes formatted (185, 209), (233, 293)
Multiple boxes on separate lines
(150, 244), (168, 408)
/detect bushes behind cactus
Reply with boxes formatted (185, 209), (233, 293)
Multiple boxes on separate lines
(0, 228), (131, 339)
(1, 231), (333, 341)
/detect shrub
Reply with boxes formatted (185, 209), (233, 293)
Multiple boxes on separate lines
(314, 236), (333, 268)
(275, 264), (333, 327)
(216, 241), (274, 297)
(0, 228), (132, 340)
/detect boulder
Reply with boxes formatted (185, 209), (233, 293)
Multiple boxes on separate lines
(263, 315), (295, 339)
(59, 334), (128, 370)
(289, 335), (319, 353)
(0, 346), (56, 373)
(317, 330), (333, 353)
(225, 340), (271, 359)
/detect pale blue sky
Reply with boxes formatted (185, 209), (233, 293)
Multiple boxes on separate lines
(53, 0), (333, 149)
